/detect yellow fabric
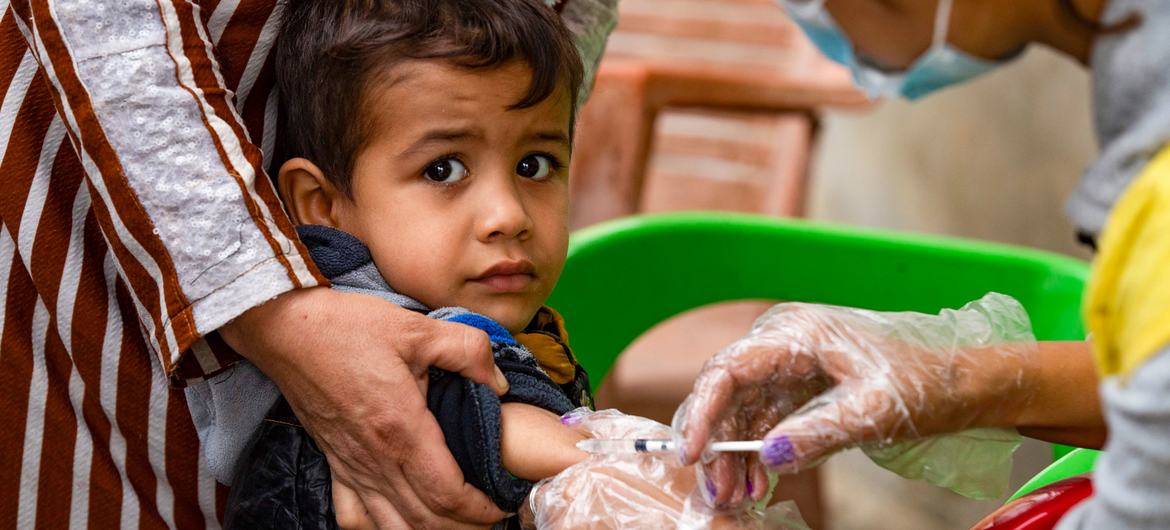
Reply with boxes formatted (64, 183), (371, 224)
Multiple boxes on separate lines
(1086, 144), (1170, 377)
(516, 307), (578, 385)
(517, 333), (577, 385)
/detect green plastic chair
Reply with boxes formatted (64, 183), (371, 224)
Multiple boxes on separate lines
(1009, 448), (1100, 501)
(550, 212), (1089, 385)
(547, 211), (1097, 494)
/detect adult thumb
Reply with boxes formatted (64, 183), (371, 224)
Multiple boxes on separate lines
(758, 385), (894, 474)
(404, 317), (509, 395)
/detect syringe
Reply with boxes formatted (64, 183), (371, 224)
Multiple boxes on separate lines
(576, 438), (764, 455)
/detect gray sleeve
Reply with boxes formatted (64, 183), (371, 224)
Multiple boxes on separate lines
(1057, 343), (1170, 530)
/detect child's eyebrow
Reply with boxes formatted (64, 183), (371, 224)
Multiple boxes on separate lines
(529, 130), (570, 148)
(401, 128), (483, 158)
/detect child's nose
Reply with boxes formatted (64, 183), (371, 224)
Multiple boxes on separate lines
(476, 178), (533, 242)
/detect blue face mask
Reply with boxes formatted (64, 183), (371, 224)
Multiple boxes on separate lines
(778, 0), (1016, 100)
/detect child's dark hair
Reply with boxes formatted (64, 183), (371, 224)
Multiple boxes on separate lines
(276, 0), (584, 195)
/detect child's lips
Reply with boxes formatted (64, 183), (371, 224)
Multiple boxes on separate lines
(471, 259), (536, 293)
(471, 273), (534, 293)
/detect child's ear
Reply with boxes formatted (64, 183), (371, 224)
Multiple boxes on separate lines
(277, 158), (343, 227)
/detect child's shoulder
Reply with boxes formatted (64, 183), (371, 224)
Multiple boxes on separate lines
(517, 306), (594, 409)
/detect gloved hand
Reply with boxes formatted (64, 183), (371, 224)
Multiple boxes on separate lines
(675, 293), (1039, 508)
(526, 408), (808, 530)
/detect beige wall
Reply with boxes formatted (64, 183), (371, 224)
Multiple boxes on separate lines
(808, 46), (1097, 260)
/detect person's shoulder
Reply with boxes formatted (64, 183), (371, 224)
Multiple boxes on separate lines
(1087, 143), (1170, 378)
(517, 306), (578, 383)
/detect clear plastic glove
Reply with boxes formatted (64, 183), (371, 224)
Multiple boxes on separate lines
(676, 293), (1038, 507)
(546, 0), (619, 105)
(526, 408), (808, 530)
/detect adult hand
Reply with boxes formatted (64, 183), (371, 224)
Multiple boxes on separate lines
(220, 287), (510, 529)
(676, 293), (1040, 508)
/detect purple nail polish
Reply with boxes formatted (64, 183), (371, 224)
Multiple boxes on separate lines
(761, 436), (795, 468)
(705, 478), (716, 498)
(745, 478), (754, 497)
(560, 415), (578, 426)
(676, 440), (688, 463)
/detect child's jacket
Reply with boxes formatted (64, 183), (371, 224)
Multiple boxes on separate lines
(224, 225), (592, 529)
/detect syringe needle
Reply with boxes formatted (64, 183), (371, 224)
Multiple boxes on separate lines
(576, 439), (764, 455)
(576, 438), (675, 454)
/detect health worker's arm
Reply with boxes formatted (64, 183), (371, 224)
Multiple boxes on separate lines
(677, 294), (1108, 508)
(1012, 341), (1106, 449)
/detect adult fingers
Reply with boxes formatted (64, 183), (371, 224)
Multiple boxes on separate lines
(692, 376), (786, 500)
(327, 408), (502, 529)
(758, 384), (896, 474)
(678, 365), (736, 465)
(398, 418), (506, 526)
(325, 453), (413, 530)
(710, 449), (747, 510)
(730, 391), (784, 504)
(360, 492), (411, 530)
(699, 414), (758, 510)
(359, 452), (498, 530)
(397, 314), (508, 395)
(679, 341), (804, 465)
(748, 455), (768, 502)
(678, 345), (767, 465)
(333, 481), (375, 530)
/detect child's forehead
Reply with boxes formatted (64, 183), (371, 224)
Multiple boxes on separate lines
(362, 59), (574, 138)
(370, 60), (551, 105)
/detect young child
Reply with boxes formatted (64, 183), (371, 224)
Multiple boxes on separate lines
(222, 1), (604, 527)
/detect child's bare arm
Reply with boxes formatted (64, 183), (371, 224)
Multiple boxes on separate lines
(499, 403), (588, 481)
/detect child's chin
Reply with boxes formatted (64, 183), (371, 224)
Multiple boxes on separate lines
(480, 308), (536, 334)
(462, 297), (539, 331)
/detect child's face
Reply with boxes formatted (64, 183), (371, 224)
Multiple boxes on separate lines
(336, 60), (572, 332)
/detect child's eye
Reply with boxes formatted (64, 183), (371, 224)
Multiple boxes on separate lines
(423, 158), (468, 183)
(516, 154), (556, 180)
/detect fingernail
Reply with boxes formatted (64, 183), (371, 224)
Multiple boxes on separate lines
(761, 435), (795, 468)
(560, 414), (579, 426)
(676, 440), (688, 464)
(494, 366), (509, 393)
(705, 478), (716, 499)
(745, 478), (754, 497)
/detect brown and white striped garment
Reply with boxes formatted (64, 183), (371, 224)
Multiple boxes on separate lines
(0, 1), (325, 527)
(0, 0), (616, 527)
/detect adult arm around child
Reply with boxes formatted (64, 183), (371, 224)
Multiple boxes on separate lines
(220, 288), (510, 528)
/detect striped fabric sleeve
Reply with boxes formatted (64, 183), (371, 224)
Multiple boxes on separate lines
(7, 1), (325, 382)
